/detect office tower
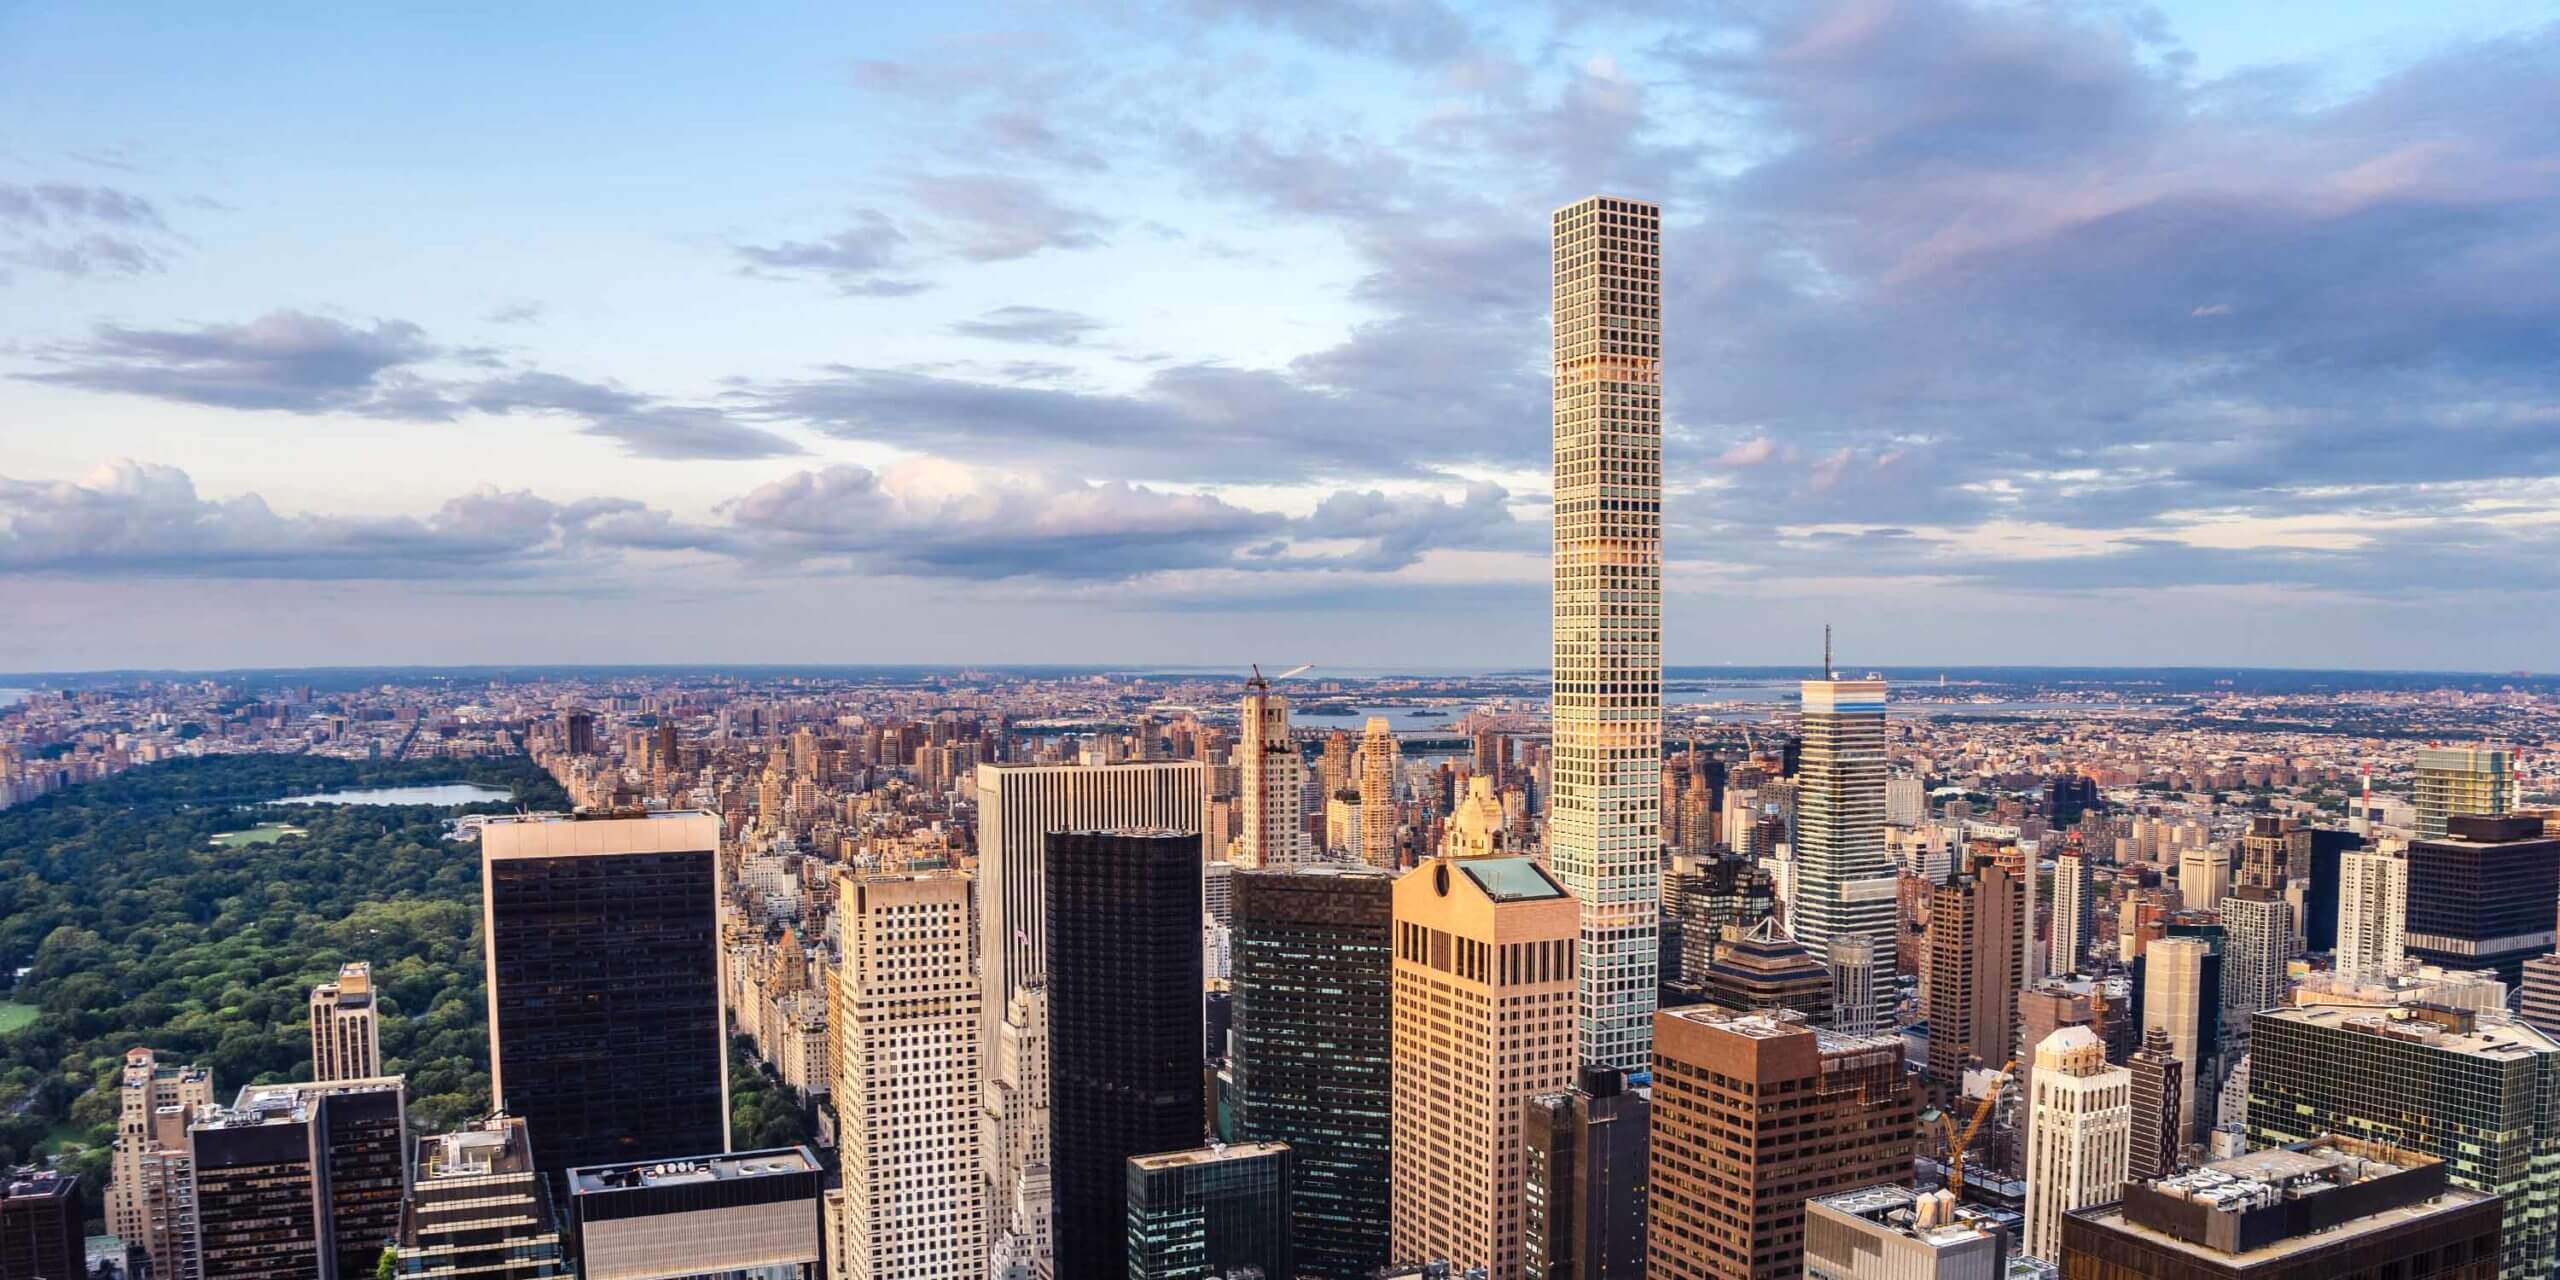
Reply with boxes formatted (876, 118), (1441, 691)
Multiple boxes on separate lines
(2522, 954), (2560, 1040)
(107, 1048), (215, 1280)
(2062, 1136), (2501, 1280)
(1693, 918), (1833, 1023)
(1358, 718), (1401, 870)
(1826, 935), (1878, 1035)
(0, 1167), (82, 1280)
(2176, 845), (2231, 914)
(1924, 851), (2024, 1101)
(2301, 828), (2356, 953)
(1239, 675), (1309, 870)
(1551, 193), (1664, 1072)
(2220, 890), (2296, 1034)
(1318, 731), (1355, 803)
(1885, 776), (1926, 828)
(2136, 936), (2216, 1145)
(566, 1149), (823, 1280)
(2405, 814), (2560, 985)
(190, 1078), (407, 1280)
(2334, 849), (2406, 981)
(1793, 677), (1897, 1030)
(2015, 983), (2095, 1107)
(2022, 1026), (2129, 1263)
(1521, 1066), (1648, 1280)
(480, 812), (725, 1179)
(308, 962), (381, 1084)
(562, 710), (596, 757)
(396, 1115), (568, 1279)
(1661, 852), (1774, 991)
(1125, 1143), (1292, 1280)
(2251, 1003), (2560, 1280)
(1046, 830), (1205, 1280)
(1390, 856), (1579, 1275)
(2126, 1028), (2185, 1183)
(1803, 1185), (2008, 1280)
(2051, 851), (2091, 977)
(1649, 1008), (1916, 1280)
(1231, 866), (1393, 1280)
(835, 871), (984, 1280)
(2415, 745), (2516, 840)
(2235, 815), (2299, 891)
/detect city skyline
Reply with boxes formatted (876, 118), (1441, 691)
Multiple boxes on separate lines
(6, 1), (2560, 672)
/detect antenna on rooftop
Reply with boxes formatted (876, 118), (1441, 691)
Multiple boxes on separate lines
(1823, 624), (1834, 680)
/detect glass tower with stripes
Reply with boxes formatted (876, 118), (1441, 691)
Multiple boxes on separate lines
(1550, 193), (1662, 1070)
(1793, 677), (1898, 1027)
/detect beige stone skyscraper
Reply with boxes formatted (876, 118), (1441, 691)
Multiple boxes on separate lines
(1239, 675), (1308, 869)
(308, 961), (380, 1083)
(105, 1048), (214, 1280)
(1390, 855), (1579, 1276)
(1550, 194), (1663, 1071)
(837, 870), (985, 1280)
(1358, 716), (1400, 870)
(2023, 1025), (2130, 1263)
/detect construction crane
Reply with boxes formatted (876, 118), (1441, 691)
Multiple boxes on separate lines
(1245, 663), (1314, 692)
(1937, 1059), (2017, 1197)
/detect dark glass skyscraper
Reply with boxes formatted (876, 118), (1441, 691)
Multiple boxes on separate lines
(1126, 1143), (1292, 1280)
(480, 812), (729, 1180)
(2404, 814), (2560, 986)
(0, 1166), (82, 1280)
(190, 1079), (408, 1280)
(1232, 865), (1392, 1280)
(1045, 829), (1203, 1280)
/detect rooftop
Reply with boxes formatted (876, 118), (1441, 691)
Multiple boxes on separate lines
(1810, 1184), (2004, 1252)
(1661, 1006), (1905, 1055)
(567, 1147), (817, 1195)
(2265, 1003), (2560, 1060)
(1128, 1141), (1289, 1171)
(1456, 856), (1569, 902)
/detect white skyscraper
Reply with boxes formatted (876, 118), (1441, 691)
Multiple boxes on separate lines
(2023, 1025), (2130, 1263)
(1885, 775), (1927, 827)
(837, 870), (985, 1280)
(2222, 892), (2296, 1038)
(1794, 675), (1898, 1027)
(2177, 845), (2231, 915)
(2336, 850), (2408, 981)
(1549, 193), (1663, 1071)
(2052, 851), (2092, 977)
(1239, 675), (1309, 869)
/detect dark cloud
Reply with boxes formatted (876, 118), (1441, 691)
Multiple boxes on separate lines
(948, 305), (1105, 346)
(734, 208), (928, 295)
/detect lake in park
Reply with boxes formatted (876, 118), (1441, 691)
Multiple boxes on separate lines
(277, 783), (517, 806)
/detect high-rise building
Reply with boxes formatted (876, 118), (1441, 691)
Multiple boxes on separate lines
(1550, 193), (1664, 1072)
(1358, 718), (1401, 870)
(0, 1166), (83, 1280)
(2022, 1026), (2129, 1263)
(981, 984), (1048, 1276)
(2250, 1003), (2560, 1280)
(1660, 852), (1774, 992)
(1231, 866), (1393, 1280)
(396, 1115), (569, 1279)
(2176, 846), (2231, 915)
(2301, 827), (2358, 954)
(2334, 849), (2407, 982)
(1648, 1008), (1917, 1280)
(190, 1078), (407, 1280)
(2220, 890), (2296, 1037)
(2062, 1136), (2502, 1280)
(1390, 856), (1579, 1276)
(1521, 1066), (1648, 1280)
(309, 962), (381, 1084)
(2404, 814), (2560, 986)
(2415, 745), (2516, 840)
(2051, 851), (2091, 977)
(566, 1149), (823, 1280)
(1045, 830), (1205, 1280)
(835, 871), (984, 1280)
(1924, 850), (2025, 1101)
(1239, 676), (1309, 870)
(2521, 954), (2560, 1041)
(1793, 678), (1897, 1030)
(1826, 935), (1878, 1035)
(1885, 776), (1927, 828)
(1692, 918), (1833, 1024)
(2136, 937), (2217, 1145)
(106, 1048), (215, 1280)
(1803, 1185), (2010, 1280)
(480, 812), (726, 1180)
(2126, 1027), (2185, 1183)
(1124, 1143), (1293, 1280)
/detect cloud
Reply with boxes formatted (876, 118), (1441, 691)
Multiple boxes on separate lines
(485, 302), (545, 325)
(733, 208), (929, 295)
(1179, 0), (1479, 65)
(464, 372), (805, 461)
(0, 183), (174, 279)
(906, 174), (1110, 260)
(948, 305), (1104, 346)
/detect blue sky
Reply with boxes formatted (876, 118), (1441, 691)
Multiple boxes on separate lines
(3, 0), (2557, 672)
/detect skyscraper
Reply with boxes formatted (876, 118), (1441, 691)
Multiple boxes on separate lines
(1124, 1143), (1293, 1280)
(1694, 918), (1834, 1024)
(981, 983), (1049, 1277)
(2177, 845), (2232, 915)
(0, 1167), (83, 1280)
(1550, 193), (1663, 1072)
(1521, 1066), (1649, 1280)
(2404, 814), (2560, 985)
(106, 1048), (214, 1280)
(2335, 849), (2407, 981)
(1648, 1008), (1917, 1280)
(2022, 1026), (2129, 1263)
(1231, 866), (1393, 1280)
(190, 1078), (408, 1280)
(566, 1149), (823, 1280)
(396, 1115), (569, 1279)
(1358, 717), (1401, 870)
(2137, 936), (2216, 1146)
(1924, 849), (2024, 1101)
(2221, 890), (2297, 1038)
(1793, 677), (1897, 1029)
(480, 811), (727, 1180)
(2126, 1027), (2185, 1183)
(835, 871), (984, 1280)
(1660, 852), (1774, 993)
(1390, 856), (1580, 1276)
(2414, 745), (2516, 840)
(2051, 850), (2091, 977)
(1044, 830), (1204, 1280)
(1238, 675), (1309, 870)
(309, 962), (381, 1084)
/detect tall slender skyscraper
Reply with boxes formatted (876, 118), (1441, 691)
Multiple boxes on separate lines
(308, 962), (380, 1083)
(2023, 1026), (2130, 1264)
(1551, 193), (1663, 1072)
(1357, 717), (1401, 870)
(1794, 676), (1897, 1028)
(1239, 675), (1309, 870)
(480, 811), (727, 1180)
(2051, 851), (2091, 977)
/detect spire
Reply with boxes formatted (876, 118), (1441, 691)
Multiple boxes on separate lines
(1823, 623), (1834, 680)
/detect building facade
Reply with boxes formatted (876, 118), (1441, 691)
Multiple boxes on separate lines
(106, 1048), (214, 1280)
(2126, 1027), (2185, 1184)
(2052, 851), (2091, 977)
(1521, 1066), (1649, 1280)
(2404, 815), (2560, 986)
(567, 1149), (823, 1280)
(1549, 193), (1664, 1072)
(308, 962), (382, 1083)
(396, 1115), (568, 1279)
(0, 1167), (83, 1280)
(190, 1078), (407, 1280)
(1124, 1143), (1292, 1280)
(1358, 718), (1402, 871)
(1237, 679), (1308, 870)
(1793, 678), (1898, 1029)
(2023, 1026), (2129, 1264)
(2334, 849), (2407, 982)
(2414, 745), (2516, 840)
(1925, 850), (2025, 1102)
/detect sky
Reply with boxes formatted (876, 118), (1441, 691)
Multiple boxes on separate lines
(3, 0), (2557, 673)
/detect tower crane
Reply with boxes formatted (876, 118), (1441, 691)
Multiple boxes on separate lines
(1937, 1058), (2017, 1196)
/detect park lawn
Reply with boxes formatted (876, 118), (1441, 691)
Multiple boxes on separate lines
(0, 1002), (35, 1034)
(210, 821), (306, 847)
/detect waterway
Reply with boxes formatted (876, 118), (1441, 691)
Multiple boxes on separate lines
(277, 783), (517, 806)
